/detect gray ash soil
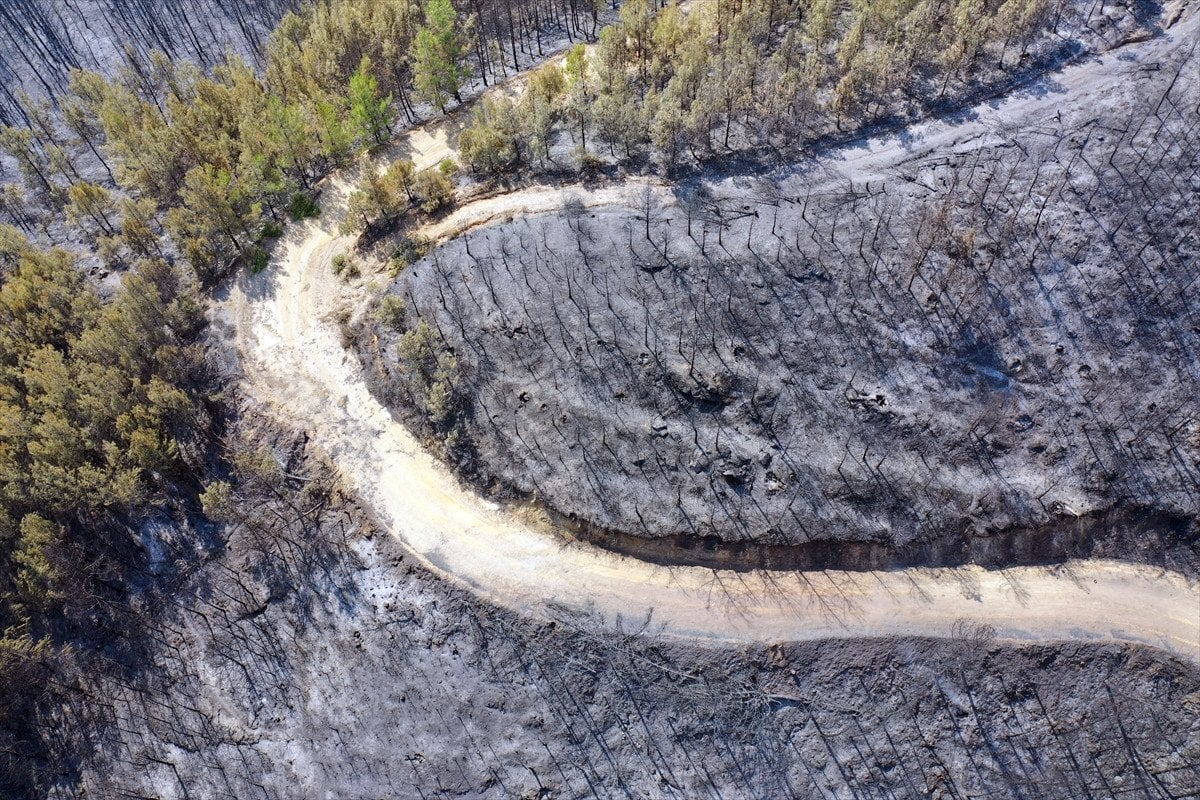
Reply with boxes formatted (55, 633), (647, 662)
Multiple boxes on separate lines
(359, 17), (1200, 568)
(43, 433), (1200, 799)
(0, 0), (295, 123)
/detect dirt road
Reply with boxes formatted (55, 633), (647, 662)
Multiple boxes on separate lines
(221, 9), (1200, 664)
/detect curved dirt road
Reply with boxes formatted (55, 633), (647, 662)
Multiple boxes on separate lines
(222, 11), (1200, 664)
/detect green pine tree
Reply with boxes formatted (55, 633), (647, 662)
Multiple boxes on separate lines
(349, 56), (396, 145)
(413, 0), (471, 114)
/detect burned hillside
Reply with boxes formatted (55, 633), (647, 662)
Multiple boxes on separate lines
(362, 25), (1200, 566)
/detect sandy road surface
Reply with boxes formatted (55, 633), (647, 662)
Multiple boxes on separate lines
(221, 10), (1200, 664)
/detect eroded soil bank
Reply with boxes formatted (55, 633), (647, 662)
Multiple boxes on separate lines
(544, 504), (1198, 573)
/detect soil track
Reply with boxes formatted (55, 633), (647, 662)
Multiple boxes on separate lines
(219, 7), (1200, 663)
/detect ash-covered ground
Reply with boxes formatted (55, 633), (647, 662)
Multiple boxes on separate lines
(0, 0), (294, 123)
(361, 15), (1200, 565)
(44, 428), (1200, 799)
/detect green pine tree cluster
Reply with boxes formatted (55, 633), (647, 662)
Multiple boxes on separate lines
(0, 233), (204, 599)
(452, 0), (1060, 173)
(0, 228), (206, 787)
(0, 0), (477, 282)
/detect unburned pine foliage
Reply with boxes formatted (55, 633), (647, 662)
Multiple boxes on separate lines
(0, 229), (204, 637)
(515, 0), (1061, 164)
(413, 0), (474, 113)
